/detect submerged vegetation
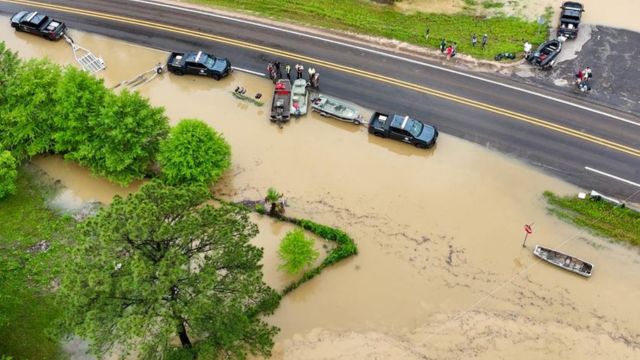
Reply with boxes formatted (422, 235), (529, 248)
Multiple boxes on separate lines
(544, 191), (640, 246)
(189, 0), (548, 59)
(0, 168), (76, 359)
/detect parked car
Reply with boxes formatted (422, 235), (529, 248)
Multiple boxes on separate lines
(368, 112), (438, 149)
(526, 39), (562, 69)
(10, 10), (66, 41)
(166, 51), (232, 80)
(557, 2), (584, 39)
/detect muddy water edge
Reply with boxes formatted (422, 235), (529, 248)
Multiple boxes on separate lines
(2, 25), (639, 359)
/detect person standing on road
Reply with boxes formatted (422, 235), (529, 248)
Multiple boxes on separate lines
(583, 66), (592, 81)
(471, 34), (477, 47)
(285, 64), (291, 80)
(296, 64), (304, 79)
(274, 61), (281, 79)
(451, 42), (457, 58)
(482, 33), (488, 49)
(446, 44), (453, 60)
(308, 67), (316, 81)
(440, 38), (446, 54)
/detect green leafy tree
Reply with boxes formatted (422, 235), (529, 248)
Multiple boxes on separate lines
(0, 150), (18, 200)
(52, 66), (108, 154)
(278, 228), (319, 274)
(56, 181), (280, 360)
(158, 119), (231, 185)
(0, 59), (61, 159)
(0, 42), (20, 104)
(65, 89), (169, 185)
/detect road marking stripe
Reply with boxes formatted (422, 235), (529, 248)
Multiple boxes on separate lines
(232, 66), (264, 77)
(585, 167), (640, 188)
(127, 0), (640, 128)
(6, 0), (640, 157)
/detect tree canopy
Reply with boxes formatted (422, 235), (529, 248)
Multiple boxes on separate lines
(0, 59), (61, 160)
(66, 89), (169, 185)
(52, 66), (108, 154)
(158, 119), (231, 186)
(57, 181), (280, 359)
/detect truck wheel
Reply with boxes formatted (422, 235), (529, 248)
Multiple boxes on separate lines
(174, 70), (184, 76)
(374, 132), (385, 138)
(213, 74), (221, 81)
(353, 119), (361, 125)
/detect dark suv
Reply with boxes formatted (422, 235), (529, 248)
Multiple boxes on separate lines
(10, 11), (67, 41)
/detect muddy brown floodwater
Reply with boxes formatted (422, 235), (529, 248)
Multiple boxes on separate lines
(3, 24), (640, 359)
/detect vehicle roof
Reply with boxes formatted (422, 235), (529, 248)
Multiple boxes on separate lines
(24, 12), (48, 26)
(184, 51), (212, 63)
(391, 115), (418, 130)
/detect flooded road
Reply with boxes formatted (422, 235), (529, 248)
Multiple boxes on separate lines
(2, 25), (640, 359)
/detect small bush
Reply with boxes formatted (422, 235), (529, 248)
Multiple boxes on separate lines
(278, 229), (319, 274)
(159, 119), (230, 185)
(0, 150), (17, 200)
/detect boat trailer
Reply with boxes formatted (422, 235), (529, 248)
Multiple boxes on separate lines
(63, 34), (106, 74)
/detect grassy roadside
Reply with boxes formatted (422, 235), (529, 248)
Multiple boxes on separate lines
(188, 0), (548, 60)
(0, 167), (76, 360)
(543, 191), (640, 246)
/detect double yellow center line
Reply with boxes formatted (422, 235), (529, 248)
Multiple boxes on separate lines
(5, 0), (640, 158)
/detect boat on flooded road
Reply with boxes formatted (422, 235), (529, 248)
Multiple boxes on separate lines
(270, 79), (291, 124)
(533, 245), (594, 277)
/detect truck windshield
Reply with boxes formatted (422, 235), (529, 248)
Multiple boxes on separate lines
(202, 55), (216, 68)
(406, 119), (423, 137)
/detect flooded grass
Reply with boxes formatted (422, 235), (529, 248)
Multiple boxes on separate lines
(0, 167), (76, 360)
(187, 0), (547, 59)
(544, 191), (640, 246)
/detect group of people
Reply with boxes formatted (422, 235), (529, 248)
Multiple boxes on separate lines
(439, 39), (458, 60)
(575, 66), (593, 92)
(267, 61), (320, 88)
(439, 34), (488, 60)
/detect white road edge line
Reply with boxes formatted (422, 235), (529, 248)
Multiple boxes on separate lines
(130, 0), (640, 127)
(585, 166), (640, 188)
(232, 66), (264, 77)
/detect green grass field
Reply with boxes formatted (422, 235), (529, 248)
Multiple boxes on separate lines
(0, 167), (76, 360)
(189, 0), (548, 59)
(544, 191), (640, 247)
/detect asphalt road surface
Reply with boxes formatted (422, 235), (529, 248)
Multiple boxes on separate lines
(1, 0), (639, 200)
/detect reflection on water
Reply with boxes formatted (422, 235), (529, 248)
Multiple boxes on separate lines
(3, 22), (640, 359)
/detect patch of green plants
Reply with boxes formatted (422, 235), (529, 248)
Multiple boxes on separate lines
(543, 191), (640, 246)
(0, 168), (76, 359)
(281, 218), (357, 294)
(278, 228), (319, 274)
(188, 0), (548, 59)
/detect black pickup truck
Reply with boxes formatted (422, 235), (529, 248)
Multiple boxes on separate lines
(10, 11), (66, 41)
(368, 112), (438, 149)
(166, 51), (232, 80)
(557, 2), (584, 39)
